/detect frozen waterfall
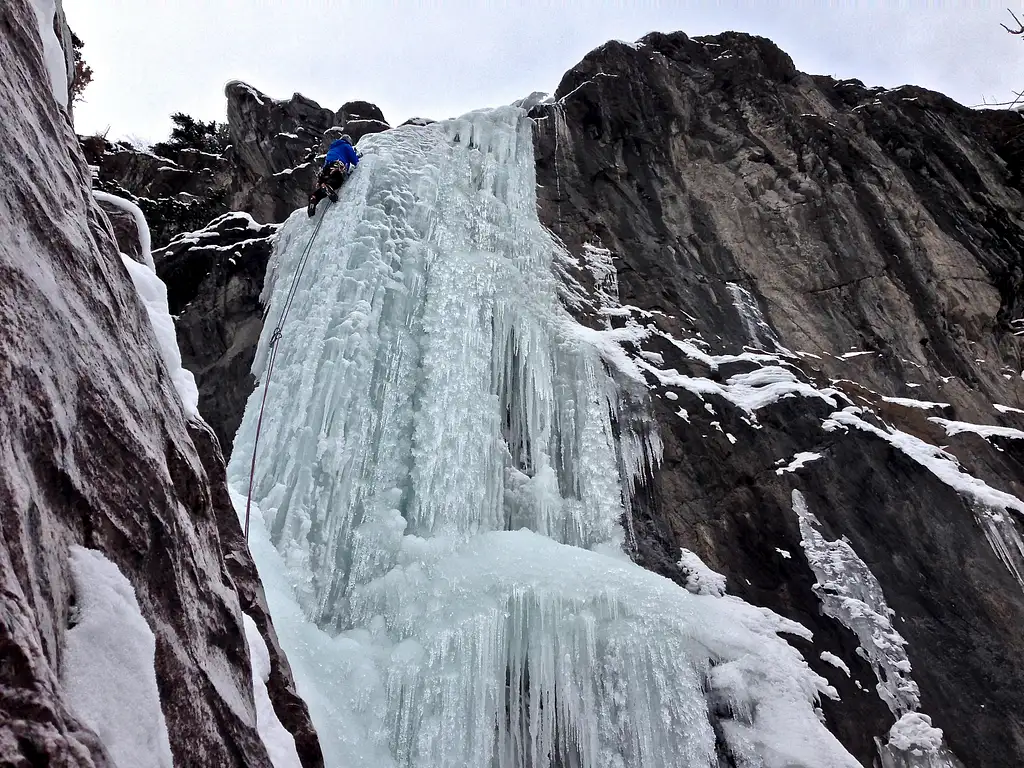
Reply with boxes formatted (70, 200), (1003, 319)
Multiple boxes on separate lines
(227, 106), (858, 767)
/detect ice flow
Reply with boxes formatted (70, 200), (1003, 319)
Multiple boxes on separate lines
(228, 106), (857, 767)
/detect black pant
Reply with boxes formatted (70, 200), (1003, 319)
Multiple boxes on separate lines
(309, 162), (347, 206)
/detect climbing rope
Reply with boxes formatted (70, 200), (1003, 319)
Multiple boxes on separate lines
(243, 199), (333, 540)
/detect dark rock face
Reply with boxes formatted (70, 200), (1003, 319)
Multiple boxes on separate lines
(1, 2), (320, 765)
(221, 82), (389, 222)
(226, 82), (336, 179)
(154, 212), (278, 457)
(87, 136), (231, 247)
(338, 99), (387, 124)
(85, 82), (389, 230)
(533, 30), (1024, 767)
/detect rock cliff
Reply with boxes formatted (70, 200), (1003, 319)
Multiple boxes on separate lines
(0, 2), (321, 765)
(16, 8), (1024, 766)
(531, 31), (1024, 767)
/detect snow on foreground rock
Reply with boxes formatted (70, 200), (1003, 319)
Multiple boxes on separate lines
(243, 614), (302, 768)
(229, 106), (859, 767)
(63, 547), (174, 768)
(94, 190), (200, 420)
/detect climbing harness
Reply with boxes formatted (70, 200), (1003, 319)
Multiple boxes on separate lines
(243, 199), (333, 540)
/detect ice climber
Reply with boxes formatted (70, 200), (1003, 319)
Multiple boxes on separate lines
(308, 134), (359, 217)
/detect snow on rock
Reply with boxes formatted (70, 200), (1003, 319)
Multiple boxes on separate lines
(928, 418), (1024, 441)
(877, 712), (961, 768)
(229, 107), (858, 768)
(887, 713), (945, 753)
(639, 362), (839, 419)
(726, 281), (787, 352)
(28, 0), (68, 108)
(242, 614), (302, 768)
(793, 490), (920, 715)
(120, 256), (200, 420)
(678, 548), (727, 596)
(95, 190), (199, 420)
(824, 407), (1024, 586)
(94, 191), (155, 269)
(777, 451), (824, 475)
(882, 397), (950, 410)
(62, 546), (174, 768)
(820, 651), (851, 677)
(994, 404), (1024, 415)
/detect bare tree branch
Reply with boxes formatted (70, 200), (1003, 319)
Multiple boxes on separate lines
(1002, 8), (1024, 35)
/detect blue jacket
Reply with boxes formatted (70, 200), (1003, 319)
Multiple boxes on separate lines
(324, 139), (359, 169)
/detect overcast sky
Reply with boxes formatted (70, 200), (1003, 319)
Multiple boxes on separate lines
(64, 1), (1024, 143)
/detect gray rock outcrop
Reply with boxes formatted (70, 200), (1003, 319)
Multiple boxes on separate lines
(1, 2), (321, 765)
(154, 212), (279, 457)
(531, 30), (1024, 767)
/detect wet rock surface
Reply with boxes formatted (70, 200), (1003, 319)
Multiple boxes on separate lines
(1, 2), (320, 765)
(533, 30), (1024, 767)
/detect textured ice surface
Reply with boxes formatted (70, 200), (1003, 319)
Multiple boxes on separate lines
(63, 547), (173, 768)
(678, 548), (727, 596)
(229, 107), (857, 767)
(793, 490), (919, 715)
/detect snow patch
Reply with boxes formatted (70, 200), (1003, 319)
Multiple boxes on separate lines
(777, 452), (823, 475)
(877, 712), (960, 767)
(678, 548), (727, 596)
(882, 397), (949, 410)
(793, 490), (919, 714)
(29, 0), (69, 108)
(120, 256), (199, 420)
(994, 404), (1024, 416)
(820, 651), (851, 677)
(243, 614), (302, 768)
(929, 418), (1024, 441)
(63, 546), (173, 768)
(640, 362), (838, 419)
(94, 191), (154, 269)
(887, 712), (945, 752)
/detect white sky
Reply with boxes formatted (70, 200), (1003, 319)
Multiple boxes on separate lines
(65, 1), (1024, 142)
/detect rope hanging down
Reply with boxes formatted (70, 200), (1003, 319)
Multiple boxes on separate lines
(243, 200), (333, 539)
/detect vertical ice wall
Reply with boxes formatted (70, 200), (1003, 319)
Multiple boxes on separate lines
(228, 107), (858, 767)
